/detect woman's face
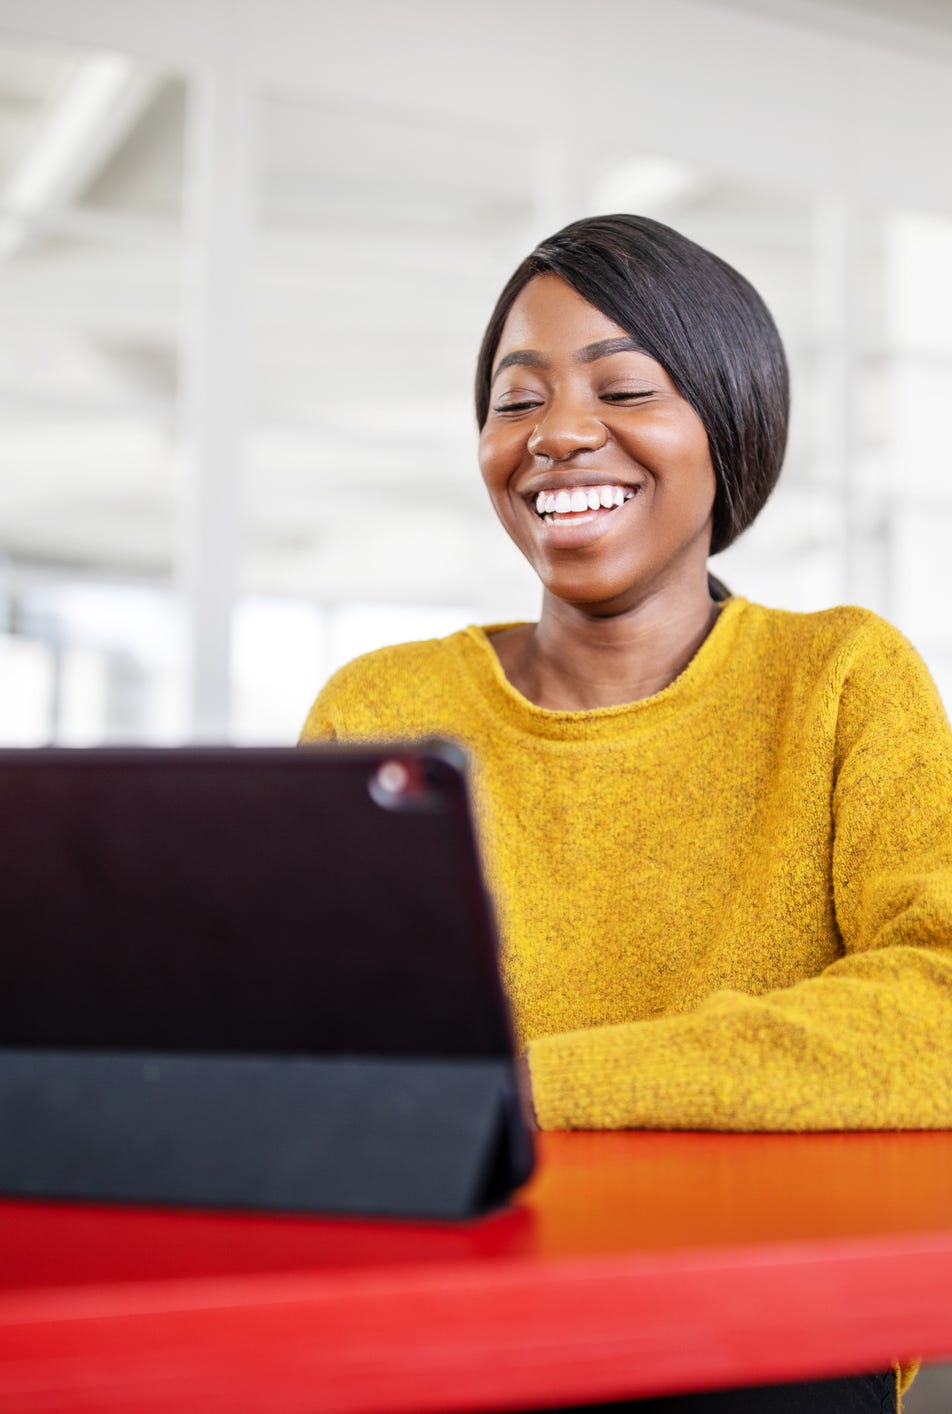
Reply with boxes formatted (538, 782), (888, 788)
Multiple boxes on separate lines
(478, 274), (717, 616)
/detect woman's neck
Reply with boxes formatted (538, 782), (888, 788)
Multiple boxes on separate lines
(491, 584), (721, 711)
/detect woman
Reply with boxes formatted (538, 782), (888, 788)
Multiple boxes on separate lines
(302, 215), (952, 1412)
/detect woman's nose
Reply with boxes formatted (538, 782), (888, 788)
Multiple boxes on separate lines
(526, 401), (607, 461)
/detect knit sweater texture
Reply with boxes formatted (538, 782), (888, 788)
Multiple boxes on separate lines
(300, 596), (952, 1136)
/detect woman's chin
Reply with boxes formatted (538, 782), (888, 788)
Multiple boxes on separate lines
(538, 576), (648, 618)
(536, 561), (713, 620)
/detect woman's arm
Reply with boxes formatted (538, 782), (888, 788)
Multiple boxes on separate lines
(299, 693), (338, 742)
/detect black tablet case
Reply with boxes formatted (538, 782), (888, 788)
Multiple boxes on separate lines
(0, 745), (534, 1219)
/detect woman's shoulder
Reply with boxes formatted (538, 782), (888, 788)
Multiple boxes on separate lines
(733, 598), (943, 714)
(330, 632), (460, 682)
(299, 627), (484, 741)
(738, 597), (917, 660)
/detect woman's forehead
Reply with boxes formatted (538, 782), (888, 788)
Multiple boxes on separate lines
(496, 274), (630, 351)
(492, 273), (669, 386)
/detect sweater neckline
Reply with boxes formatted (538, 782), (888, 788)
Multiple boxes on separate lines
(454, 596), (751, 742)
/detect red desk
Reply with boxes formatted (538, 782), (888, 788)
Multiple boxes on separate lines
(2, 1131), (952, 1413)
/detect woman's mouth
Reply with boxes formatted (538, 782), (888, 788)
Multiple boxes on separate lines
(533, 484), (638, 526)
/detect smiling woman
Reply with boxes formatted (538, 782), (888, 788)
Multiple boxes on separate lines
(300, 214), (952, 1412)
(481, 277), (717, 617)
(478, 273), (722, 705)
(475, 215), (789, 559)
(469, 217), (786, 708)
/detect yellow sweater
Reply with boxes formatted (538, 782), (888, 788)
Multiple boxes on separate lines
(301, 596), (952, 1135)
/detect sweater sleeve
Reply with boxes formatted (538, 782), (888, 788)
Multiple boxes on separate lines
(299, 658), (366, 742)
(299, 691), (338, 743)
(528, 621), (952, 1131)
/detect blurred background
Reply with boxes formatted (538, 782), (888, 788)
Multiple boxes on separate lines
(0, 2), (950, 1404)
(0, 0), (950, 755)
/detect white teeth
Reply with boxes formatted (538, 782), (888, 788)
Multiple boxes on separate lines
(532, 483), (639, 518)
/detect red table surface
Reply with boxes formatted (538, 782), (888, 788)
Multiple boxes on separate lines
(2, 1130), (952, 1413)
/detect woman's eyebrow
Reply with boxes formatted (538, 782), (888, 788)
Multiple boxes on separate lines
(577, 337), (644, 362)
(492, 337), (645, 384)
(492, 350), (549, 383)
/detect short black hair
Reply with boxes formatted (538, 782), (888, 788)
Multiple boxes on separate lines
(475, 214), (789, 555)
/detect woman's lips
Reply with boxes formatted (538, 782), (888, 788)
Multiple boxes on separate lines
(519, 487), (642, 546)
(530, 483), (640, 526)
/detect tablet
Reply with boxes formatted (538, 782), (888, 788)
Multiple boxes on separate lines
(0, 742), (534, 1217)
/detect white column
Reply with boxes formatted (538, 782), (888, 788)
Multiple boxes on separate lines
(812, 199), (887, 614)
(812, 199), (857, 601)
(177, 0), (253, 741)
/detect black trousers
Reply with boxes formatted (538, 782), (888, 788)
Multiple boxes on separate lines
(522, 1371), (896, 1413)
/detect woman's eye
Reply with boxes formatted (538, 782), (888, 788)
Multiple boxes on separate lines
(494, 398), (542, 414)
(601, 389), (652, 404)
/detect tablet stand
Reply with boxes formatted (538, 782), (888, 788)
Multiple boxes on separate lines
(0, 1050), (532, 1219)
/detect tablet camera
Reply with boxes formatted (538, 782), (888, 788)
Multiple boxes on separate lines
(369, 757), (446, 812)
(376, 760), (411, 796)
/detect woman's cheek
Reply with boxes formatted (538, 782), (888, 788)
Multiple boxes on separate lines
(479, 429), (518, 493)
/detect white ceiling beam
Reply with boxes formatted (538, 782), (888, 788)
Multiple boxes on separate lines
(0, 0), (214, 68)
(0, 199), (178, 247)
(699, 0), (952, 64)
(0, 51), (158, 259)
